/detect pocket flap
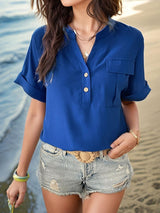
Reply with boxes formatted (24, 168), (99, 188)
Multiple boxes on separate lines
(107, 58), (134, 75)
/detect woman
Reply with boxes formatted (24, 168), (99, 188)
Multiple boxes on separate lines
(6, 0), (151, 212)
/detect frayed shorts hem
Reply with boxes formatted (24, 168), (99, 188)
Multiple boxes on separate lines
(39, 178), (131, 200)
(40, 184), (84, 199)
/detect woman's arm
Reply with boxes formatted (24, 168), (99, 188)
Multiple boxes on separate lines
(16, 98), (46, 176)
(108, 101), (140, 159)
(121, 100), (140, 137)
(7, 98), (46, 208)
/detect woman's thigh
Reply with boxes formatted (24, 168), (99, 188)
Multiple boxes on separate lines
(82, 190), (125, 213)
(42, 187), (82, 213)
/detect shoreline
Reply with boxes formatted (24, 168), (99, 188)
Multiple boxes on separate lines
(118, 0), (160, 212)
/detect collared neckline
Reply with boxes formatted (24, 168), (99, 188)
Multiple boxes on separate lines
(63, 18), (116, 40)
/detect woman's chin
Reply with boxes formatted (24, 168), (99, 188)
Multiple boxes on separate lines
(60, 0), (72, 7)
(60, 0), (84, 7)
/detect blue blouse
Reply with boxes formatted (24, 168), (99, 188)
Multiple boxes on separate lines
(14, 18), (151, 151)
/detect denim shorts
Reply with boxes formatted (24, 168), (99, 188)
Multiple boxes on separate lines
(37, 142), (134, 200)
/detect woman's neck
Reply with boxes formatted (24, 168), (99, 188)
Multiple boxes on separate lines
(71, 0), (102, 35)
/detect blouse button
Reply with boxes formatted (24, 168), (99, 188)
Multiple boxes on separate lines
(84, 87), (88, 92)
(84, 72), (88, 77)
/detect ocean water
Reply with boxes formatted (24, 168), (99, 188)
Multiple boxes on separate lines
(0, 0), (150, 212)
(0, 0), (42, 142)
(0, 1), (46, 212)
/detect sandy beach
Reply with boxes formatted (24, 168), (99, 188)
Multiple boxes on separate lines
(118, 0), (160, 212)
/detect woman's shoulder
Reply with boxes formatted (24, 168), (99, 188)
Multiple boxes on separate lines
(113, 19), (143, 41)
(29, 25), (47, 53)
(31, 25), (47, 41)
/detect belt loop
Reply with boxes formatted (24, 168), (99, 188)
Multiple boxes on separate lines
(99, 150), (104, 159)
(63, 150), (67, 156)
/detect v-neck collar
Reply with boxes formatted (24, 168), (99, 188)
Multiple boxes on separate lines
(63, 18), (116, 41)
(62, 18), (116, 67)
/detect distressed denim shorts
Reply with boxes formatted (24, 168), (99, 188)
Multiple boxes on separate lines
(37, 142), (134, 200)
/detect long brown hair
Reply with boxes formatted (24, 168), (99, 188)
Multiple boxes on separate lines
(31, 0), (122, 83)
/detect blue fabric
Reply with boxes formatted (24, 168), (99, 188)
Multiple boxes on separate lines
(14, 19), (151, 151)
(14, 26), (46, 102)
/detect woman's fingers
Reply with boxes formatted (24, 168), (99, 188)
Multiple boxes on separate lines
(109, 133), (137, 159)
(108, 146), (123, 159)
(8, 196), (16, 207)
(110, 134), (124, 148)
(7, 190), (18, 206)
(14, 190), (25, 208)
(6, 181), (27, 208)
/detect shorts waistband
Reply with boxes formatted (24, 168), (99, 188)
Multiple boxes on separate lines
(41, 142), (111, 164)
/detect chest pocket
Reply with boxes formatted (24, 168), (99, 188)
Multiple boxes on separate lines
(108, 59), (134, 75)
(103, 58), (135, 107)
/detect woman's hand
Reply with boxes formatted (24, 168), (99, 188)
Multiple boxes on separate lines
(6, 180), (27, 208)
(108, 132), (139, 159)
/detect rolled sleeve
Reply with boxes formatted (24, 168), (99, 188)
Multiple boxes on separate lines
(121, 32), (151, 101)
(14, 29), (46, 102)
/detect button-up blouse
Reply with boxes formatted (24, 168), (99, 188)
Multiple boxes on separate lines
(14, 18), (151, 151)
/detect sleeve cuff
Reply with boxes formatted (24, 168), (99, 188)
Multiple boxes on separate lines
(14, 73), (46, 103)
(121, 84), (151, 101)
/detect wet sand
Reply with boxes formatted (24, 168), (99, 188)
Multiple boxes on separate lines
(118, 0), (160, 212)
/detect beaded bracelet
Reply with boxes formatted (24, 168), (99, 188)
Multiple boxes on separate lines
(129, 129), (139, 145)
(13, 169), (30, 182)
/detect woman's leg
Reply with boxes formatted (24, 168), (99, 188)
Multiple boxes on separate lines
(42, 187), (82, 213)
(82, 189), (125, 213)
